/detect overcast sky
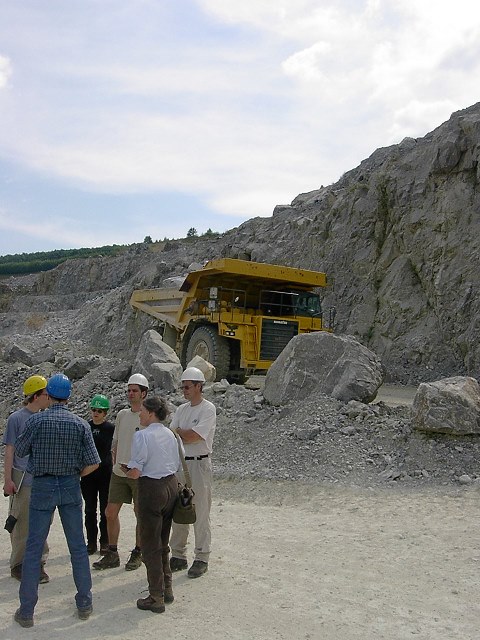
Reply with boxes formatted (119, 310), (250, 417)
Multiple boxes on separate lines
(0, 0), (479, 256)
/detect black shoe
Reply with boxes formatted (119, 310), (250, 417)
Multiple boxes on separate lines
(39, 565), (50, 584)
(11, 564), (22, 581)
(87, 543), (97, 555)
(93, 550), (120, 570)
(78, 605), (93, 620)
(187, 560), (208, 578)
(125, 548), (142, 571)
(136, 595), (165, 613)
(14, 609), (33, 628)
(170, 557), (188, 572)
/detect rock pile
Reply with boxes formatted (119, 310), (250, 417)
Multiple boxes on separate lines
(1, 316), (480, 490)
(3, 104), (480, 488)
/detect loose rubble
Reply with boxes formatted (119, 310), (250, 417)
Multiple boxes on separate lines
(3, 328), (480, 491)
(1, 250), (480, 491)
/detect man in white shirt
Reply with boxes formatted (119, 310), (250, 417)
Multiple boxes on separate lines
(169, 367), (216, 578)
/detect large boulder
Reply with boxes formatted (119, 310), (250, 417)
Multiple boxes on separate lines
(186, 355), (216, 383)
(64, 355), (103, 380)
(3, 342), (35, 366)
(263, 332), (383, 405)
(412, 376), (480, 435)
(132, 329), (181, 388)
(151, 362), (183, 393)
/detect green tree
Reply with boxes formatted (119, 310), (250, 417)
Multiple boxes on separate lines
(143, 235), (153, 243)
(187, 227), (198, 238)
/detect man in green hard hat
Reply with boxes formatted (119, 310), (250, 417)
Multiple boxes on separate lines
(81, 394), (115, 555)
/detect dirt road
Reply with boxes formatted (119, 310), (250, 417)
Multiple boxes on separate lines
(2, 478), (480, 640)
(374, 383), (417, 407)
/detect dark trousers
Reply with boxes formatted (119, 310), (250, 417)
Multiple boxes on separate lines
(80, 466), (111, 546)
(138, 474), (178, 599)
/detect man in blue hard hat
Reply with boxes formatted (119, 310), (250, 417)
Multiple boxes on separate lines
(13, 373), (100, 628)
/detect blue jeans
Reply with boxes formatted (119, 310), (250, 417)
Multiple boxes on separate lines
(19, 474), (92, 617)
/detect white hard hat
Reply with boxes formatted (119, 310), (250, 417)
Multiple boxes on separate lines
(128, 373), (150, 388)
(181, 367), (205, 383)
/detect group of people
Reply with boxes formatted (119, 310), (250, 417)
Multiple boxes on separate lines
(2, 365), (216, 627)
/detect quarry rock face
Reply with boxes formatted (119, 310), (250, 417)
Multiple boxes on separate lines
(2, 103), (480, 385)
(219, 103), (480, 383)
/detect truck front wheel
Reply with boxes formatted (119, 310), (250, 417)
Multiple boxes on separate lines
(185, 325), (231, 381)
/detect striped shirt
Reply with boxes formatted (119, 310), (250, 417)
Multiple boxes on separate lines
(16, 403), (100, 477)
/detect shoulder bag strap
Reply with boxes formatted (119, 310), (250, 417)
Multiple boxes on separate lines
(174, 432), (193, 488)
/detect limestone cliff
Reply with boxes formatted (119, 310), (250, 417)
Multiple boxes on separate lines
(218, 102), (480, 382)
(2, 103), (480, 383)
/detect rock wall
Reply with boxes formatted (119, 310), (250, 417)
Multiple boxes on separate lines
(218, 103), (480, 383)
(2, 103), (480, 382)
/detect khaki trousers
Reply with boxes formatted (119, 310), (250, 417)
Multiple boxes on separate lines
(9, 468), (49, 569)
(170, 457), (212, 563)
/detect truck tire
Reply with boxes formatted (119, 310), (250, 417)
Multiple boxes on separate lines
(185, 325), (231, 381)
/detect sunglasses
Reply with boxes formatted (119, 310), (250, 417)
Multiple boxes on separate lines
(91, 409), (106, 414)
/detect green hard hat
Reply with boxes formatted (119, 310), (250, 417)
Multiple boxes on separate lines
(90, 394), (110, 410)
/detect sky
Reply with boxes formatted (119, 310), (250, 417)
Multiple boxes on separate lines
(1, 0), (479, 256)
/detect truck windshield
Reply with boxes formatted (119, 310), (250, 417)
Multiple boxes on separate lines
(294, 293), (322, 317)
(259, 290), (322, 317)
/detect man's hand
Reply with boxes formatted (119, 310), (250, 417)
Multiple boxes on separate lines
(176, 427), (203, 444)
(80, 463), (99, 477)
(121, 464), (140, 479)
(3, 479), (17, 496)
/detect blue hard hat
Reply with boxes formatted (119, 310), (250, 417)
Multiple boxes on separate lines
(46, 373), (72, 400)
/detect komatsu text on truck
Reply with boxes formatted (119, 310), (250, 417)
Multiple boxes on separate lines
(129, 258), (335, 381)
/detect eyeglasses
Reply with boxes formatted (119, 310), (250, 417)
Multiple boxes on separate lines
(91, 409), (105, 414)
(180, 384), (196, 390)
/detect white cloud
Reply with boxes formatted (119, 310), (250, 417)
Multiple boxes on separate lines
(1, 0), (480, 254)
(0, 55), (12, 88)
(0, 209), (105, 249)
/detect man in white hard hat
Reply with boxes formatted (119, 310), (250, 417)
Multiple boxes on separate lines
(169, 366), (216, 578)
(93, 373), (149, 571)
(2, 375), (50, 583)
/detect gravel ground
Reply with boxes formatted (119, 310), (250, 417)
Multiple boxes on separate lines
(1, 308), (480, 492)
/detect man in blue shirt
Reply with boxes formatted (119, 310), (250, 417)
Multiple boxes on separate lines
(13, 373), (100, 628)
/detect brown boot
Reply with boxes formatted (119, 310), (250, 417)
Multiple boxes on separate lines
(136, 595), (165, 613)
(92, 550), (120, 570)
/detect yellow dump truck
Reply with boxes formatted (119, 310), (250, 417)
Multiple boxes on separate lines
(129, 258), (335, 381)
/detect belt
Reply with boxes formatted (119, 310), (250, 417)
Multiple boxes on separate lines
(184, 454), (209, 460)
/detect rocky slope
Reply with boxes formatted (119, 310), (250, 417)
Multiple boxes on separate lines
(4, 104), (480, 383)
(2, 103), (480, 489)
(217, 103), (480, 384)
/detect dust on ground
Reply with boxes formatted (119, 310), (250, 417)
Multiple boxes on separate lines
(1, 477), (480, 640)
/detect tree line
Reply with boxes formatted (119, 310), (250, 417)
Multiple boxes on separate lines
(0, 228), (222, 276)
(0, 245), (124, 276)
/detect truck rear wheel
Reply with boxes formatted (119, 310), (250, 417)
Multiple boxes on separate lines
(185, 325), (230, 381)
